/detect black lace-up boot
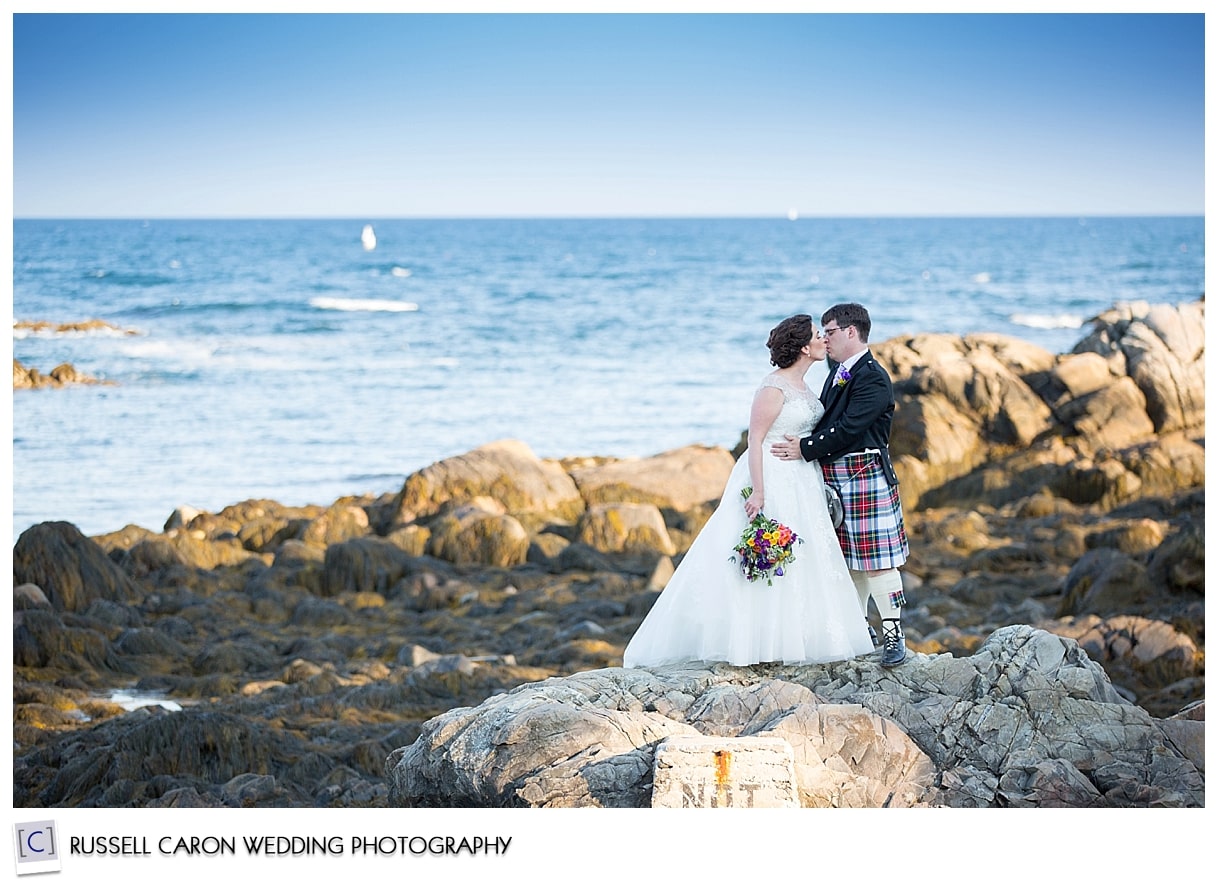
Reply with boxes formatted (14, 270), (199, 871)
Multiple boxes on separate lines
(880, 618), (907, 667)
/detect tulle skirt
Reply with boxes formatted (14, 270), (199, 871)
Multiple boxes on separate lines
(623, 448), (874, 668)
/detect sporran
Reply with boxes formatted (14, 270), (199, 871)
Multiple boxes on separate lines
(825, 484), (844, 529)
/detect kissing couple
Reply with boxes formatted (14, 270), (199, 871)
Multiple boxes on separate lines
(624, 303), (911, 669)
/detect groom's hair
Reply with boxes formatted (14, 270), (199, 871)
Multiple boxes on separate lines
(822, 303), (871, 342)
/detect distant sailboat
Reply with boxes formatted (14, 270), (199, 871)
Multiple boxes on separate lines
(361, 224), (377, 251)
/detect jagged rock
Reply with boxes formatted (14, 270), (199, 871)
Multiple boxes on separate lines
(385, 626), (1203, 808)
(1039, 351), (1115, 403)
(11, 301), (1208, 811)
(746, 700), (935, 808)
(1072, 300), (1205, 433)
(14, 522), (141, 612)
(876, 334), (1057, 504)
(876, 302), (1204, 512)
(1045, 615), (1201, 699)
(1055, 377), (1156, 452)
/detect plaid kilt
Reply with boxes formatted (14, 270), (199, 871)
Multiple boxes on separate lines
(821, 454), (909, 571)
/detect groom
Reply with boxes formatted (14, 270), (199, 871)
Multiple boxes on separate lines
(770, 302), (911, 666)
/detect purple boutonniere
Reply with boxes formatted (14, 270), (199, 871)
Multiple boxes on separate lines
(834, 368), (852, 388)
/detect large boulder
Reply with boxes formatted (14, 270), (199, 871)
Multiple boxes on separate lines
(1072, 300), (1205, 434)
(388, 440), (585, 530)
(875, 334), (1057, 509)
(425, 498), (530, 568)
(386, 625), (1202, 808)
(321, 537), (420, 597)
(1052, 377), (1156, 452)
(874, 301), (1204, 512)
(567, 445), (736, 512)
(13, 522), (141, 612)
(573, 502), (677, 557)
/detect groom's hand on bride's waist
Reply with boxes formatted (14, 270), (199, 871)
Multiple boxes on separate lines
(770, 434), (802, 461)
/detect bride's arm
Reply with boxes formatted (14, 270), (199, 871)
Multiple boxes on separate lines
(745, 386), (784, 518)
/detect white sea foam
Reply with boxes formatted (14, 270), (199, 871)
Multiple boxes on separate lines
(972, 272), (992, 283)
(310, 296), (418, 313)
(391, 266), (412, 278)
(121, 339), (215, 360)
(1009, 312), (1086, 330)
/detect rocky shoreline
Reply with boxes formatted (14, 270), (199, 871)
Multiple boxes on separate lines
(13, 300), (1205, 808)
(13, 358), (112, 390)
(13, 319), (136, 389)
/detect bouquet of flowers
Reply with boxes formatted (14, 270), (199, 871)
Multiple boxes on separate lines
(731, 488), (802, 586)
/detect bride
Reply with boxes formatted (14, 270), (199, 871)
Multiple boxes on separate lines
(623, 314), (874, 668)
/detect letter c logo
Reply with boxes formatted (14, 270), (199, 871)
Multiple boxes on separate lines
(26, 830), (46, 853)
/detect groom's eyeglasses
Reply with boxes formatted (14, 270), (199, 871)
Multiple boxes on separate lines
(823, 326), (847, 337)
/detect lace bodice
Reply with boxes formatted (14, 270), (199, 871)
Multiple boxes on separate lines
(758, 374), (823, 444)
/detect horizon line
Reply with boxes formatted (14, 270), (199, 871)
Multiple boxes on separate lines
(12, 212), (1205, 222)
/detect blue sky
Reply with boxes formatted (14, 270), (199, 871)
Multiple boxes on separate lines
(10, 11), (1207, 218)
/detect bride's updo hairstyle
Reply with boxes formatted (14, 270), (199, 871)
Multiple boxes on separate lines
(767, 314), (814, 368)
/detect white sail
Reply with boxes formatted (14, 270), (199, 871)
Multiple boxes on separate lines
(361, 224), (377, 251)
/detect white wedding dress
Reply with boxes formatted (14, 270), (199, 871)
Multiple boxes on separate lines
(623, 374), (874, 668)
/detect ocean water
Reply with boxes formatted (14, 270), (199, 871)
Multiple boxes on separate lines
(11, 217), (1204, 541)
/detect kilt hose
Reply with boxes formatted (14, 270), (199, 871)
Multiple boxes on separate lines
(821, 452), (909, 574)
